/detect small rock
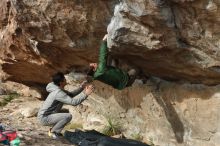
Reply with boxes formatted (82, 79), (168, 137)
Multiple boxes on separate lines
(19, 107), (39, 118)
(24, 136), (32, 141)
(112, 133), (124, 138)
(119, 112), (126, 118)
(17, 132), (24, 138)
(206, 1), (218, 12)
(2, 107), (9, 111)
(0, 88), (6, 95)
(132, 79), (144, 87)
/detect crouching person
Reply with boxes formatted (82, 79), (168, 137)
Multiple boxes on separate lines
(37, 72), (94, 139)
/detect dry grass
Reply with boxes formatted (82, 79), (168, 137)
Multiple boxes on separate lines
(64, 123), (83, 131)
(0, 92), (20, 107)
(102, 117), (122, 136)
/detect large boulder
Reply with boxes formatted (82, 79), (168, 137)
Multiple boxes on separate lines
(107, 0), (220, 85)
(0, 0), (117, 87)
(1, 0), (220, 88)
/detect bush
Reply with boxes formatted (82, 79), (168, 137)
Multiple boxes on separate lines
(0, 92), (20, 107)
(102, 117), (122, 136)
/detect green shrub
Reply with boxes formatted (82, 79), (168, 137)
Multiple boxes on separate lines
(102, 117), (122, 136)
(0, 92), (20, 107)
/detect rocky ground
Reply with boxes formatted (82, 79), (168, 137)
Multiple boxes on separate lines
(1, 77), (220, 146)
(0, 95), (75, 146)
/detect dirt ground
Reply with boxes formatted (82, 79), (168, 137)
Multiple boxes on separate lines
(0, 95), (75, 146)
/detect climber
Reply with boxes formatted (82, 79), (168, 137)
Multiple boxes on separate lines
(37, 72), (94, 139)
(87, 34), (137, 90)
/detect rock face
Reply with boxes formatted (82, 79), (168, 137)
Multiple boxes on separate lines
(1, 75), (220, 146)
(1, 1), (220, 146)
(107, 0), (220, 85)
(65, 72), (220, 146)
(0, 0), (117, 87)
(75, 79), (220, 146)
(1, 0), (220, 86)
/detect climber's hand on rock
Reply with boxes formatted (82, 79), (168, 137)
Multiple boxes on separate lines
(84, 84), (94, 95)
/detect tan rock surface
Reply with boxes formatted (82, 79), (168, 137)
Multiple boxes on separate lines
(0, 1), (220, 146)
(1, 0), (220, 87)
(108, 0), (220, 85)
(0, 0), (116, 88)
(1, 78), (220, 146)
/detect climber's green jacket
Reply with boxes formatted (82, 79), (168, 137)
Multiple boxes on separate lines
(93, 41), (129, 90)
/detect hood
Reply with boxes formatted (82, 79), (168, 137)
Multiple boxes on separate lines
(46, 82), (60, 93)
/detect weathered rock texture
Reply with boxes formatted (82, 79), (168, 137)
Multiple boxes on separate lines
(62, 72), (220, 146)
(69, 78), (220, 146)
(108, 0), (220, 85)
(1, 0), (220, 87)
(1, 74), (220, 146)
(51, 75), (220, 146)
(0, 0), (117, 87)
(1, 0), (220, 146)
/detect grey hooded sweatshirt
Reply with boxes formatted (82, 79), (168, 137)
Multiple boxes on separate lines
(38, 82), (87, 119)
